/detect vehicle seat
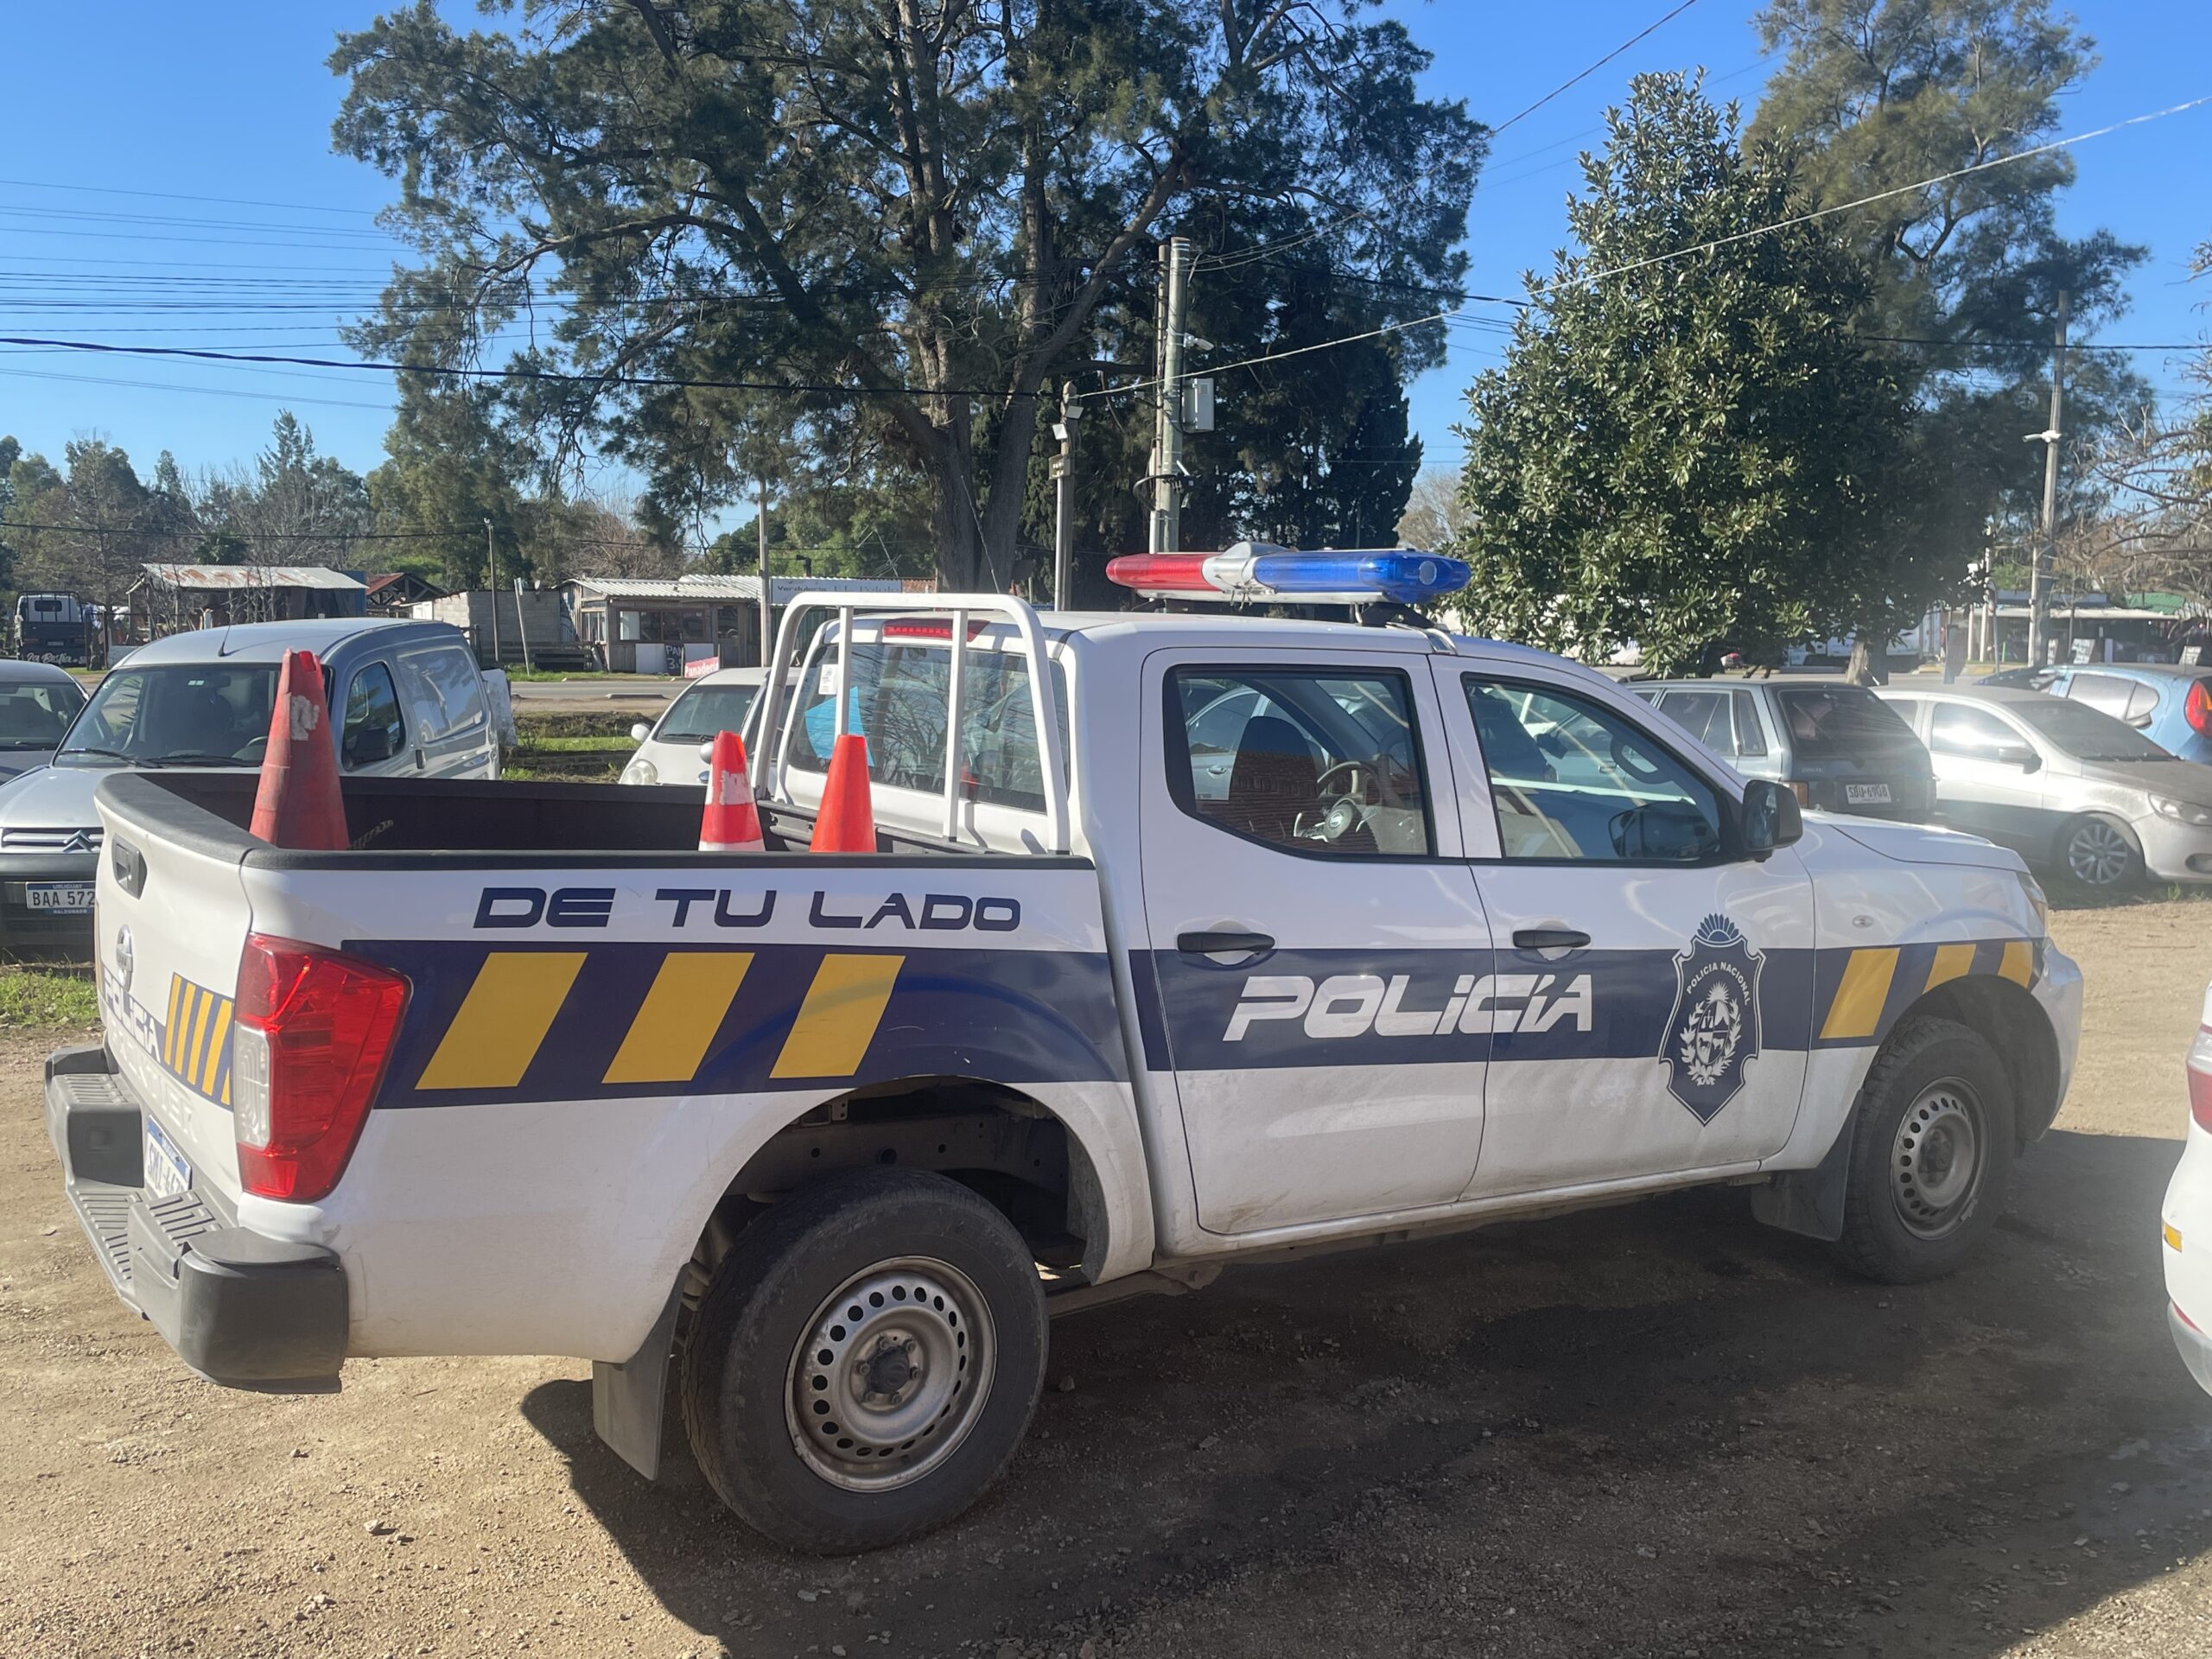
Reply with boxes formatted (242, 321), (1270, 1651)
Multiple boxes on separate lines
(1215, 714), (1321, 843)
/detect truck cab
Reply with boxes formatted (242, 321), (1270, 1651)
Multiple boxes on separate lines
(47, 573), (2082, 1554)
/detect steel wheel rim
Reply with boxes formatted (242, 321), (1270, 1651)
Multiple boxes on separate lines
(785, 1256), (995, 1493)
(2067, 820), (2131, 886)
(1891, 1077), (1985, 1239)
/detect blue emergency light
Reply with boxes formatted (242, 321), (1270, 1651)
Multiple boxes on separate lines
(1104, 543), (1470, 607)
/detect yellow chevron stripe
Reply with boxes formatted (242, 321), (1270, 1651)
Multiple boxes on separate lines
(1998, 939), (2034, 987)
(181, 987), (211, 1084)
(163, 975), (183, 1069)
(197, 1000), (232, 1094)
(771, 954), (905, 1078)
(1923, 943), (1976, 993)
(1821, 947), (1898, 1042)
(603, 952), (754, 1084)
(416, 952), (587, 1090)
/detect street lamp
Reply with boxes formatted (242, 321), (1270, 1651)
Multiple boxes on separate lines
(482, 518), (502, 668)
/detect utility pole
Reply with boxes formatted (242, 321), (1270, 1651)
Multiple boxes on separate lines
(481, 518), (503, 669)
(1052, 382), (1079, 609)
(756, 473), (772, 669)
(1148, 237), (1192, 555)
(2027, 290), (2067, 670)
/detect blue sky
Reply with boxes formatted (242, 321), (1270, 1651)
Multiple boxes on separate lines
(0, 1), (2206, 504)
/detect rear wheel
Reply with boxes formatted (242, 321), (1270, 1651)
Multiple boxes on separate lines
(680, 1168), (1046, 1554)
(1830, 1016), (2014, 1285)
(2056, 813), (2140, 889)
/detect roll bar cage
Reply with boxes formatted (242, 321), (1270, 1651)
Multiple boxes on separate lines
(746, 592), (1071, 855)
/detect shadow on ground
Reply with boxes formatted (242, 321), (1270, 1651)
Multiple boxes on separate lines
(520, 1128), (2212, 1658)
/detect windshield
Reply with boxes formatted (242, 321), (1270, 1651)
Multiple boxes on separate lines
(2010, 696), (2171, 761)
(60, 664), (280, 767)
(1773, 685), (1923, 760)
(0, 679), (86, 751)
(655, 680), (761, 746)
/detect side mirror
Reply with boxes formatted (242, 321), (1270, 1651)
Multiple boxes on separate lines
(1993, 741), (2041, 772)
(346, 726), (396, 764)
(630, 721), (653, 744)
(1741, 779), (1803, 854)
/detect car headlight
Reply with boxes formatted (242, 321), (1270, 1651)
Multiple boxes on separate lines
(2017, 870), (2049, 938)
(620, 756), (658, 786)
(2151, 795), (2212, 827)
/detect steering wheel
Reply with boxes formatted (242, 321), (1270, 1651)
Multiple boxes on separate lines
(1298, 759), (1377, 842)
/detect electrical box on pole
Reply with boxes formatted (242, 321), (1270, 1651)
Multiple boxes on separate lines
(1185, 377), (1214, 433)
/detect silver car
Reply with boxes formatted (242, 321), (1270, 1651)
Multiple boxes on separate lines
(1876, 683), (2212, 889)
(0, 661), (88, 783)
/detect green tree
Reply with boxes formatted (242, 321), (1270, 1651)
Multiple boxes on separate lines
(1749, 0), (2149, 537)
(1452, 73), (1929, 675)
(329, 0), (1482, 591)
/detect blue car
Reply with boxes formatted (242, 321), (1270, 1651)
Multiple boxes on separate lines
(2044, 662), (2212, 766)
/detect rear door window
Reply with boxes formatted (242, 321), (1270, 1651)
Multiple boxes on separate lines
(2063, 673), (2136, 721)
(1655, 690), (1735, 757)
(1167, 666), (1432, 855)
(397, 646), (488, 744)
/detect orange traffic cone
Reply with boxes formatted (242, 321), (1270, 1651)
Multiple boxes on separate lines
(809, 734), (877, 853)
(249, 649), (348, 850)
(700, 731), (766, 853)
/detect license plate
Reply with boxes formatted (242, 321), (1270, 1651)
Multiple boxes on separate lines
(143, 1116), (192, 1202)
(1844, 783), (1893, 805)
(25, 882), (95, 912)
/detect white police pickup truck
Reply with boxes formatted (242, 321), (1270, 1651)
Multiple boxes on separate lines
(48, 557), (2082, 1554)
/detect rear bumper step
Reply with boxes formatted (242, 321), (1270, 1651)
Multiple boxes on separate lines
(44, 1045), (348, 1392)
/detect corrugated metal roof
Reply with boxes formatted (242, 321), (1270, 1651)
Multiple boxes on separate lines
(138, 563), (366, 592)
(563, 575), (910, 602)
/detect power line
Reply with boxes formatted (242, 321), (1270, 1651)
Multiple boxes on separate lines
(0, 175), (382, 218)
(1491, 0), (1703, 136)
(0, 334), (1019, 400)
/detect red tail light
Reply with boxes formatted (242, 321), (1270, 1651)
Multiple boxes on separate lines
(2188, 680), (2212, 737)
(2190, 1027), (2212, 1134)
(232, 934), (409, 1201)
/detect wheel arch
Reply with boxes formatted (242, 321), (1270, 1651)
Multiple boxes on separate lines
(1902, 971), (2063, 1144)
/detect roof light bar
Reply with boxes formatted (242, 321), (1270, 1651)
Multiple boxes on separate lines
(1104, 542), (1469, 606)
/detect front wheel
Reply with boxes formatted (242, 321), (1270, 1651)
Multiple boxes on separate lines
(1829, 1016), (2014, 1285)
(2056, 813), (2141, 889)
(680, 1168), (1046, 1553)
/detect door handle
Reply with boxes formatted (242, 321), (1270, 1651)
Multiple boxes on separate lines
(1178, 930), (1275, 957)
(1512, 927), (1591, 951)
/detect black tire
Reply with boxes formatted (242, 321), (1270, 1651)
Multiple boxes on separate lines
(2054, 812), (2141, 889)
(1829, 1015), (2015, 1285)
(679, 1167), (1046, 1554)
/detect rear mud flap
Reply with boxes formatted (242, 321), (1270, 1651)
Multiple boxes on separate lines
(592, 1279), (683, 1480)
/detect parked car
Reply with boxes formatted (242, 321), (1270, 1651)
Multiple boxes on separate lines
(2040, 662), (2212, 766)
(2165, 981), (2212, 1395)
(1632, 678), (1935, 821)
(0, 619), (498, 947)
(1875, 683), (2212, 889)
(620, 666), (779, 788)
(0, 660), (87, 783)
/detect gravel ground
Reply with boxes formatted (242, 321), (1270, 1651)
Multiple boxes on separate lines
(3, 901), (2210, 1658)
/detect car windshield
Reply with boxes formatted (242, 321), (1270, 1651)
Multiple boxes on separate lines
(656, 681), (761, 745)
(59, 664), (280, 767)
(2009, 696), (2171, 762)
(0, 679), (86, 751)
(1772, 685), (1922, 760)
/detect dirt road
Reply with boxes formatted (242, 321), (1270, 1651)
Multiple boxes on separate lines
(5, 903), (2211, 1658)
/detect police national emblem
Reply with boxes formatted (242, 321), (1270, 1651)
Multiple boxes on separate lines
(1662, 913), (1764, 1122)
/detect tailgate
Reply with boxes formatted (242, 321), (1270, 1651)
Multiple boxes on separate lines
(94, 786), (254, 1210)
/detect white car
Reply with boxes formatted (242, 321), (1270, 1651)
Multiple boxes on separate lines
(2165, 985), (2212, 1393)
(619, 665), (778, 786)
